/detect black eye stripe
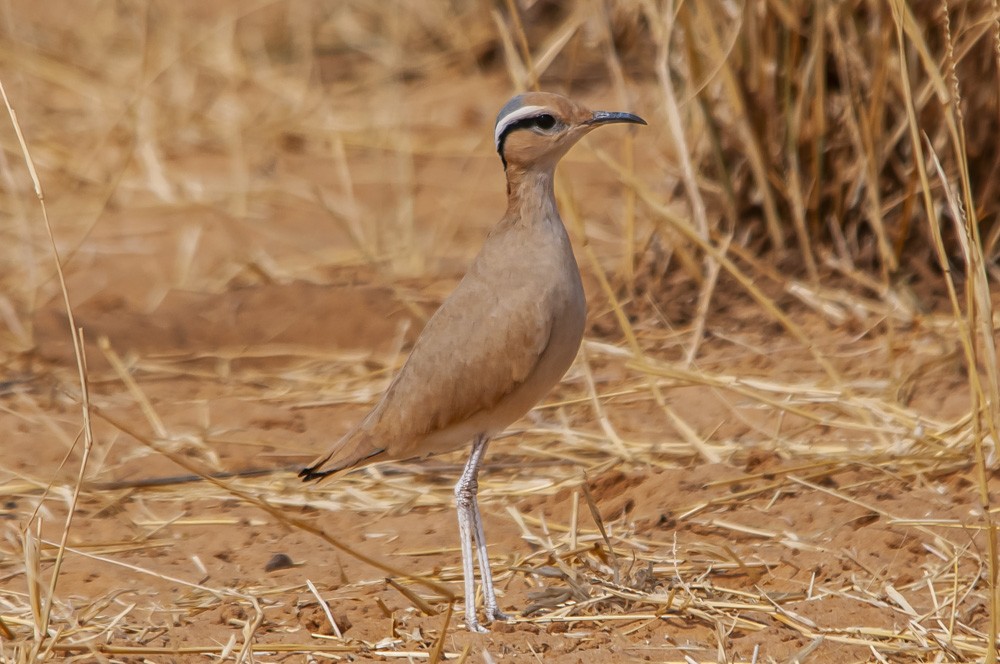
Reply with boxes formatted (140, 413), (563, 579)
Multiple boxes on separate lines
(496, 114), (560, 167)
(507, 114), (557, 133)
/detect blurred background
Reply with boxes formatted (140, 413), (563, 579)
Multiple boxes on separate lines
(3, 0), (998, 352)
(3, 1), (1000, 661)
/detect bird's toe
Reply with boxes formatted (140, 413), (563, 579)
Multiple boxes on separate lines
(486, 608), (512, 623)
(465, 619), (489, 633)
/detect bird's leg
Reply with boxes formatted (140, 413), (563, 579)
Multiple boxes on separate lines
(454, 434), (507, 632)
(471, 484), (511, 623)
(455, 436), (488, 632)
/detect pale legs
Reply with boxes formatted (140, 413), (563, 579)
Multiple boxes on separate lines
(454, 434), (511, 632)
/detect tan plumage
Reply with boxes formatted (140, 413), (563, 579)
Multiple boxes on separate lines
(302, 178), (582, 473)
(301, 91), (645, 632)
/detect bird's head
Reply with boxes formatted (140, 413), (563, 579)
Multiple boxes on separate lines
(494, 92), (646, 172)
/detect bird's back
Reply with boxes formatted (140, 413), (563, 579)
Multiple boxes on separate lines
(307, 209), (585, 475)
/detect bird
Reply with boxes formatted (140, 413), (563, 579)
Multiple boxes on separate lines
(300, 91), (646, 633)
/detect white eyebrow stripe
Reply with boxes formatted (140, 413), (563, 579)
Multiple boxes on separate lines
(494, 105), (548, 149)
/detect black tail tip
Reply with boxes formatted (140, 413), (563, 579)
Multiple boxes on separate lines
(299, 466), (332, 482)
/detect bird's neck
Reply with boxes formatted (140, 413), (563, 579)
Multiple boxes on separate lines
(503, 166), (558, 227)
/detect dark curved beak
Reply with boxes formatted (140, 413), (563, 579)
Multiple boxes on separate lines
(586, 110), (647, 126)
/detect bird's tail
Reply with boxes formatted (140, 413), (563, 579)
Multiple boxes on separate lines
(299, 430), (386, 482)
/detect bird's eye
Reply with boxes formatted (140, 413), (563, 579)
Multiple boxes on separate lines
(533, 114), (556, 130)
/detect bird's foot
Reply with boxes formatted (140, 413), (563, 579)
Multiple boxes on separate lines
(463, 605), (510, 632)
(465, 616), (489, 633)
(486, 607), (512, 623)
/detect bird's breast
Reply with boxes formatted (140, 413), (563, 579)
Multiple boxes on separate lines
(544, 245), (586, 373)
(492, 217), (587, 381)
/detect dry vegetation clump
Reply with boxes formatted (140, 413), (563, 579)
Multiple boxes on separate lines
(2, 1), (1000, 662)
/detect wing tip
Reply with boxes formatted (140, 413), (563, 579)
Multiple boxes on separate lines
(299, 446), (387, 483)
(298, 465), (335, 482)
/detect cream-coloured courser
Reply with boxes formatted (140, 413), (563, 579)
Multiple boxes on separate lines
(301, 92), (645, 632)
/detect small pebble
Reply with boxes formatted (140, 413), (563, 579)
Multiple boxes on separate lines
(264, 553), (295, 572)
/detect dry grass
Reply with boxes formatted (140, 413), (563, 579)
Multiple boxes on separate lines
(2, 1), (1000, 662)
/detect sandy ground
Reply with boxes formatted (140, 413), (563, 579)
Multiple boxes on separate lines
(1, 3), (998, 662)
(4, 263), (995, 662)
